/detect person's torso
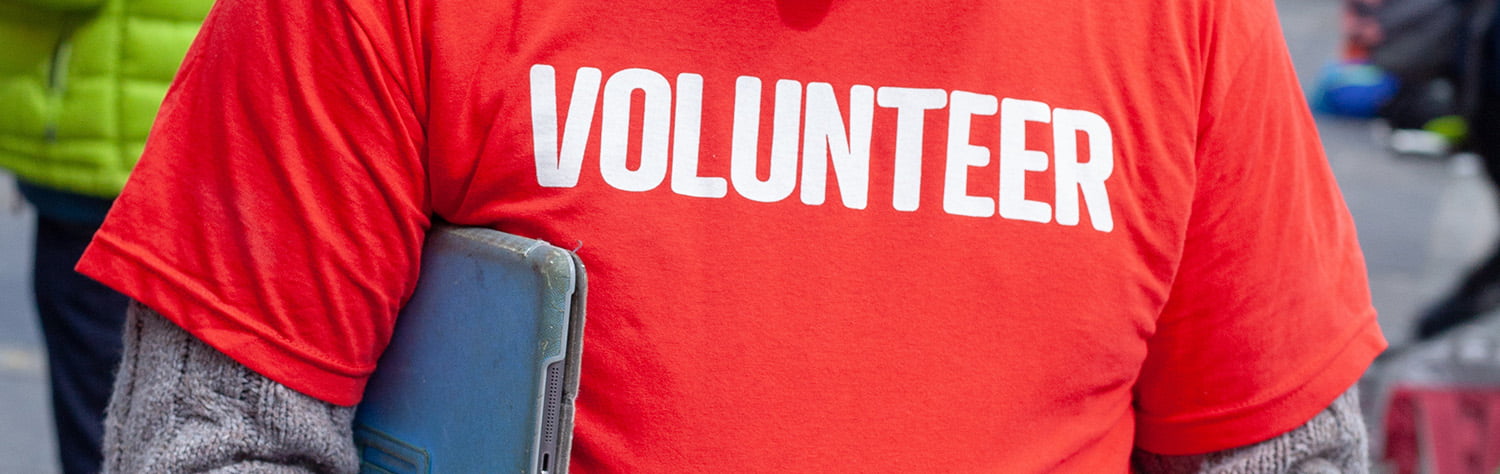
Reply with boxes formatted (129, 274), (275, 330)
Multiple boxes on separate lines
(413, 2), (1209, 471)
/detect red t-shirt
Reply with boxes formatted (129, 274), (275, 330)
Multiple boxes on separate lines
(79, 0), (1387, 471)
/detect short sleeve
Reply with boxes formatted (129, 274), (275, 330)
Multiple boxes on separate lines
(76, 0), (429, 406)
(1132, 0), (1387, 455)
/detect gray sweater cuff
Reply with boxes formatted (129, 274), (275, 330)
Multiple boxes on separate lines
(102, 301), (359, 473)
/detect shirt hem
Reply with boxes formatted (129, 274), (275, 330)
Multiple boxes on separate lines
(77, 234), (370, 406)
(1133, 312), (1387, 455)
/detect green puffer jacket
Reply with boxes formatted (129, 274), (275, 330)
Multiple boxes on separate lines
(0, 0), (210, 199)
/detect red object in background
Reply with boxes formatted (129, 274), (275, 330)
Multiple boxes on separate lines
(1343, 0), (1383, 60)
(1383, 386), (1500, 474)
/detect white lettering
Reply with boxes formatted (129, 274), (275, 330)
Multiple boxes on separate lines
(801, 83), (874, 209)
(670, 73), (727, 198)
(998, 98), (1052, 224)
(527, 64), (1117, 232)
(599, 68), (673, 192)
(1053, 108), (1114, 232)
(730, 77), (801, 203)
(944, 91), (998, 218)
(529, 65), (601, 188)
(876, 87), (947, 212)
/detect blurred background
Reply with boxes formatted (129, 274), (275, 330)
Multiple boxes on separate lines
(1, 0), (1496, 472)
(1, 175), (50, 473)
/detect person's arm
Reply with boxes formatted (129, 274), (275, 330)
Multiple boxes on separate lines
(1130, 0), (1385, 460)
(1133, 389), (1369, 473)
(82, 0), (425, 469)
(103, 302), (359, 473)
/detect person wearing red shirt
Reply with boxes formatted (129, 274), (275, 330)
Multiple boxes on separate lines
(79, 0), (1387, 471)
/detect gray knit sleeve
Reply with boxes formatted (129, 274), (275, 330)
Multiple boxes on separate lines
(102, 301), (360, 474)
(1131, 387), (1369, 473)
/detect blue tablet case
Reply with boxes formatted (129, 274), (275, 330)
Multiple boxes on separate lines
(352, 225), (586, 474)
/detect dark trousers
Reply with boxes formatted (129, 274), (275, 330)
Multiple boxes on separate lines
(1457, 0), (1500, 295)
(1450, 99), (1500, 293)
(32, 214), (127, 474)
(1451, 106), (1500, 288)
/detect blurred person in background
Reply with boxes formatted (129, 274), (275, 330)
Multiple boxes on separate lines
(1413, 0), (1500, 340)
(1315, 0), (1467, 154)
(0, 0), (209, 471)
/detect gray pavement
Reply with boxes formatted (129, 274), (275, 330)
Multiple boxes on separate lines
(0, 175), (57, 474)
(0, 0), (1492, 471)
